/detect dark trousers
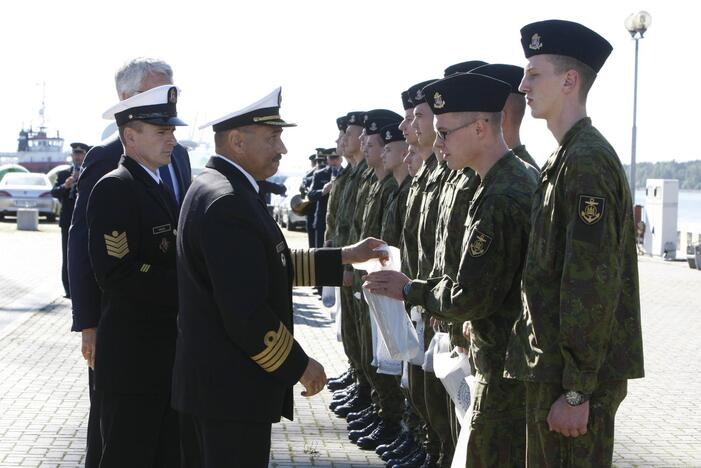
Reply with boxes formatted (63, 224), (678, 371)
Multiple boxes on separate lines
(314, 220), (326, 248)
(85, 368), (102, 468)
(60, 225), (70, 296)
(306, 215), (315, 248)
(99, 392), (179, 468)
(181, 413), (272, 468)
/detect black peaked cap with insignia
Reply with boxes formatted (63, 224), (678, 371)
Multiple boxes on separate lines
(70, 142), (91, 153)
(471, 64), (525, 95)
(401, 90), (413, 110)
(200, 87), (296, 132)
(104, 85), (187, 127)
(423, 73), (511, 115)
(379, 123), (405, 144)
(308, 154), (316, 161)
(346, 111), (366, 127)
(407, 79), (438, 106)
(337, 115), (349, 132)
(520, 19), (612, 73)
(315, 147), (327, 160)
(363, 109), (403, 135)
(324, 148), (339, 158)
(443, 60), (488, 77)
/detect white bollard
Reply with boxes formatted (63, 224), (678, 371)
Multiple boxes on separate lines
(17, 208), (39, 231)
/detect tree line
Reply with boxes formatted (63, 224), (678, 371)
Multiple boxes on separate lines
(624, 160), (701, 190)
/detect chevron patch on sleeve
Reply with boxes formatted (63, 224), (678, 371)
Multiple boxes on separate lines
(104, 231), (129, 259)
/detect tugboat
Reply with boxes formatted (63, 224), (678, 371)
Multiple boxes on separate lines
(0, 85), (67, 173)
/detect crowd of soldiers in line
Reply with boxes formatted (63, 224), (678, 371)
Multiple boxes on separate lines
(295, 18), (644, 468)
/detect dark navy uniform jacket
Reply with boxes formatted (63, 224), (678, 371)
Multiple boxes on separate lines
(307, 165), (335, 230)
(86, 156), (179, 394)
(51, 167), (78, 228)
(172, 156), (342, 423)
(68, 138), (190, 332)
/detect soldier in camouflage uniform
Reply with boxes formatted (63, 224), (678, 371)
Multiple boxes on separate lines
(324, 116), (352, 248)
(472, 63), (539, 170)
(379, 122), (411, 248)
(365, 73), (539, 467)
(503, 20), (644, 467)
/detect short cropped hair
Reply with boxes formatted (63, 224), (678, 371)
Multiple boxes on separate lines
(548, 55), (596, 102)
(115, 58), (173, 98)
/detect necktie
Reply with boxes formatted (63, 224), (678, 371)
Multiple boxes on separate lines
(158, 181), (178, 219)
(158, 165), (178, 206)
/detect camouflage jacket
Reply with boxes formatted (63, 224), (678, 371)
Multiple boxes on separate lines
(324, 165), (350, 246)
(512, 144), (539, 170)
(430, 167), (481, 347)
(360, 173), (397, 240)
(407, 152), (538, 382)
(348, 163), (376, 244)
(334, 159), (367, 247)
(417, 156), (450, 279)
(400, 157), (433, 278)
(380, 175), (411, 247)
(503, 118), (645, 395)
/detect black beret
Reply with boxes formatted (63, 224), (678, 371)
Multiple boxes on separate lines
(379, 123), (405, 144)
(520, 19), (612, 73)
(470, 64), (525, 94)
(443, 60), (488, 77)
(363, 109), (403, 135)
(346, 111), (366, 127)
(407, 79), (438, 106)
(70, 142), (91, 153)
(423, 73), (511, 115)
(401, 90), (413, 110)
(337, 115), (349, 132)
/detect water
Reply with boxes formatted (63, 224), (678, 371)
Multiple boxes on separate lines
(635, 189), (701, 232)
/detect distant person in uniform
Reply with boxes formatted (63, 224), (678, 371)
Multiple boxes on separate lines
(308, 148), (342, 248)
(87, 85), (187, 466)
(503, 20), (645, 467)
(51, 142), (90, 298)
(67, 57), (191, 468)
(172, 87), (386, 467)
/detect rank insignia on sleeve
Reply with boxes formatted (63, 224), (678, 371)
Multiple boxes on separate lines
(159, 237), (169, 253)
(104, 231), (129, 259)
(578, 195), (605, 225)
(468, 230), (492, 257)
(251, 323), (293, 373)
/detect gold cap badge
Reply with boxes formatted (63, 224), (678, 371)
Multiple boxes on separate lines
(433, 92), (445, 109)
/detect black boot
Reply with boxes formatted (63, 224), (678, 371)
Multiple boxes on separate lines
(356, 420), (401, 450)
(347, 408), (376, 431)
(388, 446), (425, 468)
(327, 369), (355, 391)
(382, 433), (416, 462)
(375, 430), (408, 457)
(348, 416), (379, 443)
(334, 394), (370, 418)
(346, 404), (373, 423)
(418, 453), (438, 468)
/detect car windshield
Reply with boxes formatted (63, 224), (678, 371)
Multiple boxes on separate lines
(0, 173), (49, 186)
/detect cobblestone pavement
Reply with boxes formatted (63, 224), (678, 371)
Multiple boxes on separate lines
(0, 222), (699, 467)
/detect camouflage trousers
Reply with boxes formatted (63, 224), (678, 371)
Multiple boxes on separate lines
(524, 380), (627, 468)
(354, 272), (404, 423)
(339, 286), (369, 390)
(463, 377), (526, 468)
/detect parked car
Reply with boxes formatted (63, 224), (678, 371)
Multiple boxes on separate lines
(273, 176), (307, 231)
(0, 172), (60, 222)
(0, 164), (29, 184)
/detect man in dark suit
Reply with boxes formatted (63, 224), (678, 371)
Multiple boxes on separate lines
(307, 148), (343, 248)
(87, 84), (187, 467)
(51, 142), (89, 298)
(67, 58), (191, 467)
(300, 152), (320, 246)
(173, 87), (386, 467)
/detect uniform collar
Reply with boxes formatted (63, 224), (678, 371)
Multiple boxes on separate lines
(213, 154), (259, 193)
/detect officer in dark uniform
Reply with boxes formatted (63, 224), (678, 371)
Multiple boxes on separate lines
(67, 60), (191, 468)
(51, 142), (90, 298)
(300, 152), (321, 247)
(86, 85), (187, 467)
(308, 148), (343, 248)
(173, 87), (386, 467)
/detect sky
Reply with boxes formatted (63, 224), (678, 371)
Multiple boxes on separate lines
(0, 0), (695, 176)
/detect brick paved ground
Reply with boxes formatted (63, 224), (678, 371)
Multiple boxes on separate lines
(0, 221), (700, 467)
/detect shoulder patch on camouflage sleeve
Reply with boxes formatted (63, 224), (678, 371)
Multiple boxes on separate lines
(578, 195), (605, 225)
(468, 229), (492, 258)
(104, 231), (129, 259)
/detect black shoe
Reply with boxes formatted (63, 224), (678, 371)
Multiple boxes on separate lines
(334, 395), (370, 418)
(418, 453), (438, 468)
(347, 407), (376, 431)
(357, 420), (401, 450)
(388, 446), (424, 468)
(382, 434), (416, 462)
(348, 416), (379, 443)
(346, 404), (373, 423)
(332, 382), (357, 400)
(376, 430), (409, 457)
(327, 369), (355, 391)
(329, 387), (356, 411)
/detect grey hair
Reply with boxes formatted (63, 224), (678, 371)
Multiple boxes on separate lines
(114, 57), (173, 98)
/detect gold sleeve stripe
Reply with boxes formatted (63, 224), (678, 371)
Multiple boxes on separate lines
(290, 249), (317, 287)
(295, 250), (302, 285)
(139, 264), (151, 273)
(255, 327), (291, 367)
(309, 248), (316, 286)
(259, 330), (293, 370)
(251, 323), (292, 363)
(261, 332), (294, 373)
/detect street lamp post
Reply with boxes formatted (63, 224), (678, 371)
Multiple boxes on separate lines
(625, 11), (652, 205)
